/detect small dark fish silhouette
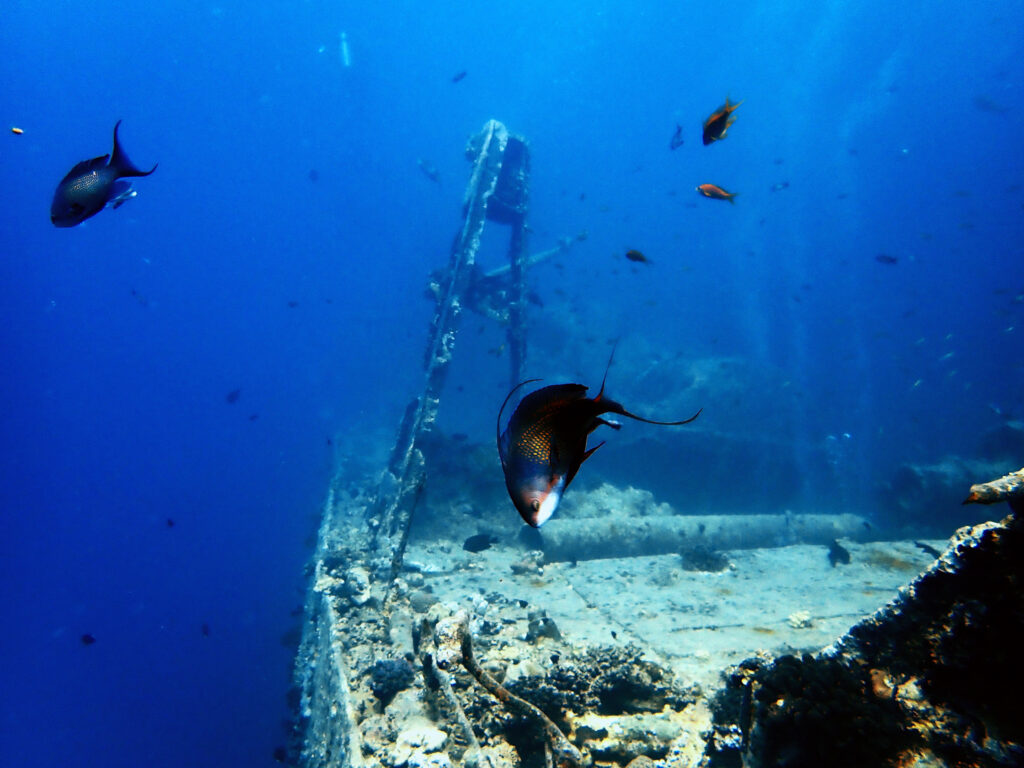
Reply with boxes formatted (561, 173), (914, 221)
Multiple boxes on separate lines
(827, 539), (851, 567)
(308, 169), (319, 182)
(417, 158), (441, 184)
(669, 124), (684, 150)
(287, 300), (299, 308)
(201, 622), (211, 637)
(972, 95), (1009, 115)
(875, 253), (899, 264)
(702, 98), (742, 145)
(625, 249), (650, 264)
(51, 121), (156, 227)
(463, 533), (498, 553)
(225, 389), (241, 404)
(80, 633), (96, 646)
(697, 183), (737, 203)
(166, 518), (175, 528)
(497, 352), (701, 527)
(914, 541), (941, 558)
(451, 70), (467, 83)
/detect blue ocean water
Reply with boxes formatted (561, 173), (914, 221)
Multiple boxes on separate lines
(2, 1), (1021, 766)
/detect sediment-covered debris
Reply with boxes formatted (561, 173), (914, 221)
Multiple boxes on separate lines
(704, 506), (1024, 768)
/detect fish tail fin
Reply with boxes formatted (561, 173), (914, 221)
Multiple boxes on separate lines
(618, 406), (702, 426)
(595, 340), (619, 402)
(110, 120), (157, 178)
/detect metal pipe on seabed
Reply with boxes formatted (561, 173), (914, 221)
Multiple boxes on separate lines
(538, 513), (872, 563)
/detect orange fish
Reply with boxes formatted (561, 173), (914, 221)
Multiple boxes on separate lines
(11, 127), (24, 135)
(702, 98), (742, 145)
(696, 183), (737, 203)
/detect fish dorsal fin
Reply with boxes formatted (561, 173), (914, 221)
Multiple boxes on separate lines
(516, 383), (588, 417)
(594, 341), (619, 402)
(62, 155), (110, 182)
(109, 120), (157, 178)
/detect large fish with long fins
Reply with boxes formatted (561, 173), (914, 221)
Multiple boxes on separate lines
(497, 352), (702, 528)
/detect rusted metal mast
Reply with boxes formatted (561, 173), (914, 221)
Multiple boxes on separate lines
(365, 120), (531, 582)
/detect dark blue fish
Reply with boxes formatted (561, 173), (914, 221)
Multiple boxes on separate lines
(50, 121), (156, 227)
(497, 358), (701, 527)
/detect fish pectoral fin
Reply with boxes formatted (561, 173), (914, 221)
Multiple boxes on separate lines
(581, 441), (606, 463)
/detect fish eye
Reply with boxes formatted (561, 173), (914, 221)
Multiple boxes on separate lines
(531, 499), (540, 512)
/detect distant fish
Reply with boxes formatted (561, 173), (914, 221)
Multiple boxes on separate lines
(287, 300), (299, 308)
(451, 70), (467, 83)
(166, 518), (175, 528)
(308, 169), (319, 182)
(702, 97), (742, 145)
(875, 253), (899, 264)
(914, 541), (941, 558)
(625, 249), (650, 264)
(463, 533), (498, 553)
(225, 388), (241, 404)
(669, 124), (684, 150)
(11, 126), (24, 135)
(827, 539), (850, 567)
(972, 95), (1009, 115)
(497, 351), (701, 527)
(201, 622), (211, 637)
(696, 183), (737, 203)
(770, 181), (789, 192)
(417, 158), (441, 184)
(80, 633), (96, 646)
(50, 121), (156, 227)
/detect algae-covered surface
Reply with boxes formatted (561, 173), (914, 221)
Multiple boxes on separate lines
(403, 537), (946, 692)
(291, 463), (977, 768)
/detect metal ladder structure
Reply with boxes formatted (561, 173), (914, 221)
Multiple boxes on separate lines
(363, 119), (532, 584)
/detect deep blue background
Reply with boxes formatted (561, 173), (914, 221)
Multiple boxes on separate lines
(2, 2), (1022, 766)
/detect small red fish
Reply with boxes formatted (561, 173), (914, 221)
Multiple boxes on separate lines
(702, 98), (742, 145)
(497, 354), (701, 527)
(696, 182), (737, 201)
(697, 183), (737, 203)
